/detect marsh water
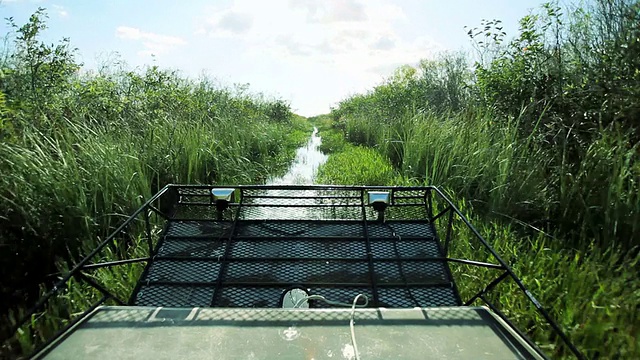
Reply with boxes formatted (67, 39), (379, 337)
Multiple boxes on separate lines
(267, 127), (327, 185)
(242, 127), (328, 220)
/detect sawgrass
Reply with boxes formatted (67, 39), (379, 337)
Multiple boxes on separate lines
(1, 114), (311, 357)
(0, 11), (314, 356)
(447, 215), (639, 359)
(7, 239), (150, 356)
(341, 108), (639, 249)
(316, 145), (400, 186)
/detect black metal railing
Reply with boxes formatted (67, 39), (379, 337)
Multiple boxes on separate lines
(424, 186), (585, 359)
(2, 185), (172, 357)
(2, 184), (584, 359)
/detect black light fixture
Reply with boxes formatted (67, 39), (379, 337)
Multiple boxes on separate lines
(211, 188), (236, 220)
(368, 191), (390, 222)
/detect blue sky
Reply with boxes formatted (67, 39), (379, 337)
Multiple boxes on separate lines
(1, 0), (548, 116)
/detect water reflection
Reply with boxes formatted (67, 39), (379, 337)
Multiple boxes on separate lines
(267, 127), (327, 185)
(241, 127), (328, 220)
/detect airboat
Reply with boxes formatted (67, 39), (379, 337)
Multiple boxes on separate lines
(5, 185), (584, 359)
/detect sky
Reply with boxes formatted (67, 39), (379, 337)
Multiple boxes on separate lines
(1, 0), (549, 117)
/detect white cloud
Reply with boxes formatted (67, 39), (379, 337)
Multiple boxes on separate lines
(291, 0), (367, 23)
(187, 0), (445, 115)
(3, 0), (42, 3)
(371, 35), (396, 50)
(195, 0), (442, 80)
(196, 10), (254, 38)
(217, 11), (253, 34)
(116, 26), (186, 56)
(52, 5), (68, 18)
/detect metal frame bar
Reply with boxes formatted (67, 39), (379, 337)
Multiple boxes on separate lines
(464, 271), (510, 306)
(153, 256), (433, 262)
(427, 210), (464, 306)
(81, 257), (151, 271)
(425, 188), (434, 221)
(142, 210), (152, 254)
(444, 210), (455, 256)
(360, 189), (380, 305)
(209, 190), (244, 306)
(144, 280), (453, 288)
(385, 222), (422, 307)
(3, 184), (584, 360)
(426, 186), (584, 359)
(29, 295), (109, 359)
(480, 294), (551, 360)
(148, 204), (169, 219)
(127, 219), (171, 305)
(149, 255), (504, 269)
(180, 202), (367, 208)
(426, 187), (583, 359)
(242, 195), (361, 200)
(3, 185), (171, 344)
(74, 273), (126, 306)
(445, 258), (505, 270)
(431, 206), (452, 222)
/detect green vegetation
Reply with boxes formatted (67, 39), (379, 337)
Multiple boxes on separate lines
(317, 145), (400, 185)
(319, 0), (640, 358)
(0, 9), (309, 356)
(309, 114), (348, 154)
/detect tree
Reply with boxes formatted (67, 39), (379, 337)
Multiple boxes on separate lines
(3, 8), (79, 131)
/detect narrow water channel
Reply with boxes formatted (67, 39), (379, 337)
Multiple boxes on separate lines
(242, 127), (328, 220)
(267, 127), (327, 185)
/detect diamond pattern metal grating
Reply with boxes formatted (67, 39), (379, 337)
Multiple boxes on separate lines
(223, 261), (372, 284)
(236, 221), (364, 238)
(157, 238), (226, 258)
(377, 286), (458, 308)
(373, 261), (449, 284)
(143, 260), (221, 283)
(132, 186), (461, 309)
(370, 239), (441, 258)
(229, 239), (368, 259)
(135, 284), (214, 307)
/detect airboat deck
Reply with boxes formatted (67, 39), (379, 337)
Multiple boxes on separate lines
(132, 186), (460, 308)
(37, 306), (542, 359)
(5, 185), (584, 359)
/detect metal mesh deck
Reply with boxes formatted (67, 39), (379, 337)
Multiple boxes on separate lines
(132, 187), (461, 308)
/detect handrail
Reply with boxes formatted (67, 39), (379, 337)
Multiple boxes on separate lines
(2, 184), (171, 344)
(427, 186), (585, 359)
(170, 183), (439, 191)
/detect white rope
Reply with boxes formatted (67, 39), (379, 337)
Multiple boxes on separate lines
(292, 293), (368, 360)
(350, 294), (366, 360)
(293, 294), (368, 308)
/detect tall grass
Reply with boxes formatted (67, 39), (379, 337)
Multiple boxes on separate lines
(316, 145), (400, 185)
(328, 0), (640, 249)
(340, 108), (640, 249)
(0, 87), (309, 306)
(1, 75), (310, 358)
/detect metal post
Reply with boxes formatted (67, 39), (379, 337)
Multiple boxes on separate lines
(360, 189), (379, 306)
(464, 271), (510, 306)
(426, 188), (434, 221)
(444, 210), (454, 257)
(144, 209), (153, 255)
